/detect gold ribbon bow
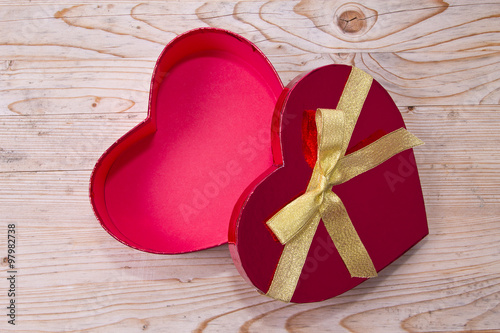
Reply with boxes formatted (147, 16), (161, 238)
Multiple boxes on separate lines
(266, 67), (423, 302)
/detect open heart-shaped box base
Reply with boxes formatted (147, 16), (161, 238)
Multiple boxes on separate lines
(90, 29), (283, 253)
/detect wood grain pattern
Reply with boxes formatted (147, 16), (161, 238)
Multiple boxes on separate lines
(0, 1), (499, 332)
(1, 51), (499, 118)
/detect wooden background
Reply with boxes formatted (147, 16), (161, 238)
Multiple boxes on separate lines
(1, 0), (499, 332)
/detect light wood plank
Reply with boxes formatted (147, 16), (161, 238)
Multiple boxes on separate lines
(1, 51), (499, 117)
(0, 1), (499, 60)
(1, 105), (499, 177)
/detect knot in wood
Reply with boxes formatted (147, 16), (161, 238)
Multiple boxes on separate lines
(337, 10), (366, 34)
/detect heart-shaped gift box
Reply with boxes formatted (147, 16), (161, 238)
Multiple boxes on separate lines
(229, 64), (428, 303)
(90, 28), (283, 253)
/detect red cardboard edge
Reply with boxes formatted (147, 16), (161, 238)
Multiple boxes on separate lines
(228, 73), (302, 281)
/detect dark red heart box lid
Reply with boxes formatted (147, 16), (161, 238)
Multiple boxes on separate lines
(229, 64), (428, 303)
(90, 28), (283, 253)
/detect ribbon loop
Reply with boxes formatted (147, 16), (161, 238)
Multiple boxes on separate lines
(266, 189), (322, 244)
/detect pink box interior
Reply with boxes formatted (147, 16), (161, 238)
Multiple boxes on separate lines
(90, 29), (283, 253)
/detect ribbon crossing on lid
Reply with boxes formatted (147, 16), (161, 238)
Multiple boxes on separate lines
(265, 67), (424, 302)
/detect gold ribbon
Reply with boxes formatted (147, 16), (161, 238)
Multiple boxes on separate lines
(266, 67), (423, 302)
